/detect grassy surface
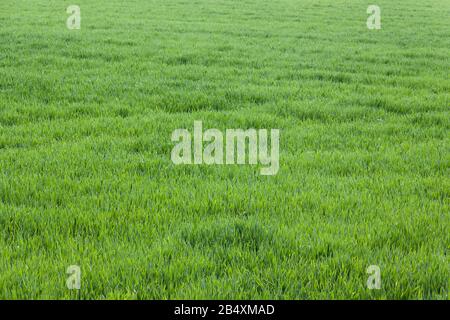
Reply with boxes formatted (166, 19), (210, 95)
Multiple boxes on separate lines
(0, 0), (449, 299)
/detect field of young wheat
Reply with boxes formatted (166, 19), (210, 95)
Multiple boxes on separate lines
(0, 0), (448, 299)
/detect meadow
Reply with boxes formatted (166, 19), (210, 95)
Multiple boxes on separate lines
(0, 0), (448, 299)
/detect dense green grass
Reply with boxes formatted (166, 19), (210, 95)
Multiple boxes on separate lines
(0, 0), (449, 299)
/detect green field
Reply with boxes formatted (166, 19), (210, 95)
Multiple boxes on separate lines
(0, 0), (449, 299)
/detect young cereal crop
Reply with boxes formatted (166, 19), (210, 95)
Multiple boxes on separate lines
(0, 0), (448, 299)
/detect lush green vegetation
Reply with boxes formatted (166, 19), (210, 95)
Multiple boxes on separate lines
(0, 0), (448, 299)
